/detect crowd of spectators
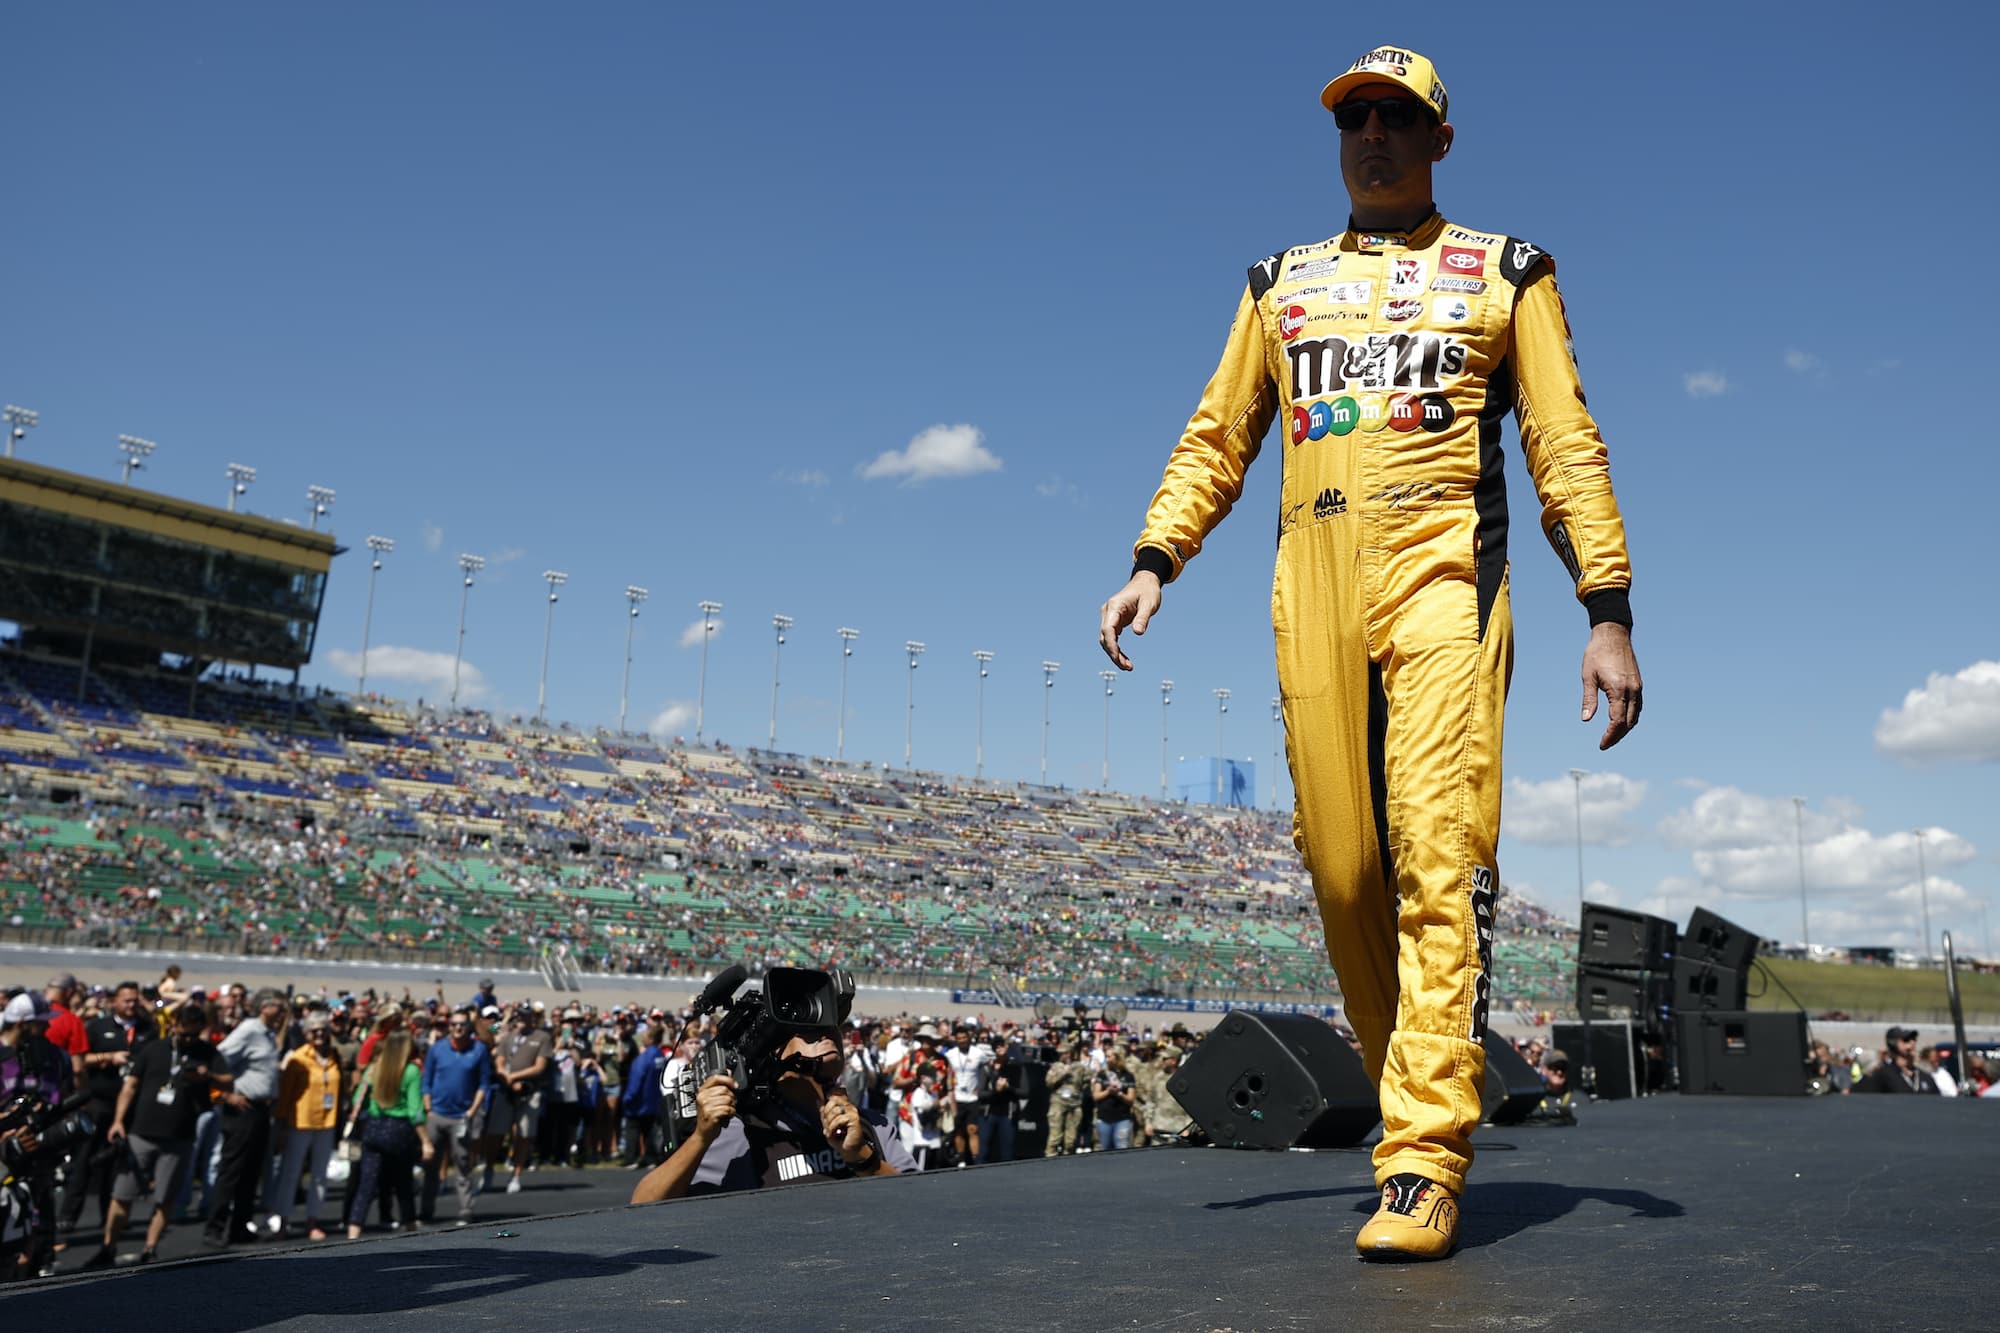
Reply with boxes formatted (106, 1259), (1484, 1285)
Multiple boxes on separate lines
(2, 967), (1990, 1280)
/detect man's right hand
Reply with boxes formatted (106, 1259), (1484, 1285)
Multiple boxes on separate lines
(1098, 572), (1163, 672)
(692, 1074), (737, 1142)
(107, 1122), (127, 1146)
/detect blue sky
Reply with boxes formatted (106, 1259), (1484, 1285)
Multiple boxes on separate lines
(5, 3), (1996, 953)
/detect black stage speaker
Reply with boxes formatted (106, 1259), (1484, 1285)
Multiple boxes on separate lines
(1168, 1011), (1379, 1149)
(1675, 1010), (1808, 1096)
(1481, 1033), (1547, 1125)
(1579, 904), (1678, 972)
(1552, 1020), (1642, 1101)
(1576, 966), (1669, 1027)
(1682, 907), (1759, 975)
(1671, 957), (1746, 1012)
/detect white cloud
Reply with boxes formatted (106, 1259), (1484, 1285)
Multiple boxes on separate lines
(648, 702), (694, 737)
(326, 645), (489, 702)
(489, 547), (526, 566)
(776, 468), (829, 488)
(1660, 785), (1841, 851)
(1504, 771), (1647, 845)
(421, 522), (444, 553)
(1874, 661), (2000, 762)
(1035, 475), (1083, 505)
(1783, 348), (1823, 375)
(1682, 371), (1727, 398)
(859, 423), (1002, 484)
(678, 617), (724, 649)
(1658, 785), (1976, 901)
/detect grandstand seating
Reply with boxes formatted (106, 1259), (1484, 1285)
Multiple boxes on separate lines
(0, 644), (1578, 1004)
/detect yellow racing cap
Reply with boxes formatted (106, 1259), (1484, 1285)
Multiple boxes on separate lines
(1320, 45), (1449, 121)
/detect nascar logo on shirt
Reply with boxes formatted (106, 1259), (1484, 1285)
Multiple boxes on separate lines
(1286, 255), (1342, 281)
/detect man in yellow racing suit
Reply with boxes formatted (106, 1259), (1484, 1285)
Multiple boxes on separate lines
(1098, 45), (1644, 1261)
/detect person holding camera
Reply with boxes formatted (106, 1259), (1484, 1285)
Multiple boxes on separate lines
(1091, 1049), (1138, 1152)
(976, 1030), (1026, 1164)
(82, 1002), (229, 1269)
(1, 990), (74, 1278)
(629, 1031), (914, 1202)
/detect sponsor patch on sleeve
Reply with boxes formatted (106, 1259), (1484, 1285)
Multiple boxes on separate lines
(1498, 237), (1552, 287)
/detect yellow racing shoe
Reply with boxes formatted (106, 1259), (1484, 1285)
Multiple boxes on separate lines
(1355, 1173), (1460, 1261)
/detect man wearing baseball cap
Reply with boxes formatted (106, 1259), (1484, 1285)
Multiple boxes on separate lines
(1101, 44), (1644, 1260)
(1856, 1026), (1939, 1094)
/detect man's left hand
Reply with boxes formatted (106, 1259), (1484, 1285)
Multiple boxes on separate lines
(1580, 623), (1643, 750)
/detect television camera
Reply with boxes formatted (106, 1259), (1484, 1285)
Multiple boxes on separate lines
(685, 964), (855, 1114)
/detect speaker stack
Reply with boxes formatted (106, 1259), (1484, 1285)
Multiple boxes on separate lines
(1569, 904), (1678, 1098)
(1670, 907), (1809, 1095)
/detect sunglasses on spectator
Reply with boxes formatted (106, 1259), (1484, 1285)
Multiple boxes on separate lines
(1332, 96), (1431, 132)
(780, 1054), (843, 1079)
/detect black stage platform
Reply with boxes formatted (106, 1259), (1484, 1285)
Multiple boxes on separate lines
(5, 1096), (1994, 1330)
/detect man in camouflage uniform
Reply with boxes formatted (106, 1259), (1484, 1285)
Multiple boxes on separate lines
(1042, 1042), (1088, 1157)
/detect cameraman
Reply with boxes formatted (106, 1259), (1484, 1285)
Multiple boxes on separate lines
(1, 991), (73, 1279)
(630, 1031), (913, 1203)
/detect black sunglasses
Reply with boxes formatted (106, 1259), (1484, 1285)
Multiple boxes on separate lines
(1332, 96), (1431, 132)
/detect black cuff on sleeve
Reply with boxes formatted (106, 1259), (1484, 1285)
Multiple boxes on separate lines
(1583, 588), (1633, 629)
(1131, 547), (1174, 584)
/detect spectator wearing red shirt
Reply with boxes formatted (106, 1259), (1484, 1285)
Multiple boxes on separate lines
(44, 971), (89, 1086)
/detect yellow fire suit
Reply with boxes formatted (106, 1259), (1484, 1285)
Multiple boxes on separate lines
(1132, 211), (1631, 1194)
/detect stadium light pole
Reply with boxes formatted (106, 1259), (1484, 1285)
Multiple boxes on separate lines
(116, 434), (155, 483)
(1098, 669), (1116, 788)
(306, 484), (336, 531)
(356, 535), (394, 695)
(972, 651), (994, 778)
(1914, 828), (1933, 960)
(903, 641), (926, 768)
(836, 628), (860, 760)
(4, 404), (40, 458)
(769, 614), (793, 747)
(694, 599), (723, 743)
(1159, 680), (1173, 800)
(450, 553), (485, 711)
(1271, 697), (1282, 811)
(1212, 688), (1230, 805)
(1040, 661), (1061, 783)
(224, 463), (256, 512)
(535, 570), (568, 724)
(1793, 796), (1811, 952)
(1569, 768), (1589, 924)
(618, 586), (648, 734)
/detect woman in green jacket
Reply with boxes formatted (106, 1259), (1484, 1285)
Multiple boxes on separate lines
(344, 1031), (433, 1237)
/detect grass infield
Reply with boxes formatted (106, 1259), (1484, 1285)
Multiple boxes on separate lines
(1749, 957), (2000, 1025)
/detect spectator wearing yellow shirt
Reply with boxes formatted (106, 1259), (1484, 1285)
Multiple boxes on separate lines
(263, 1013), (343, 1239)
